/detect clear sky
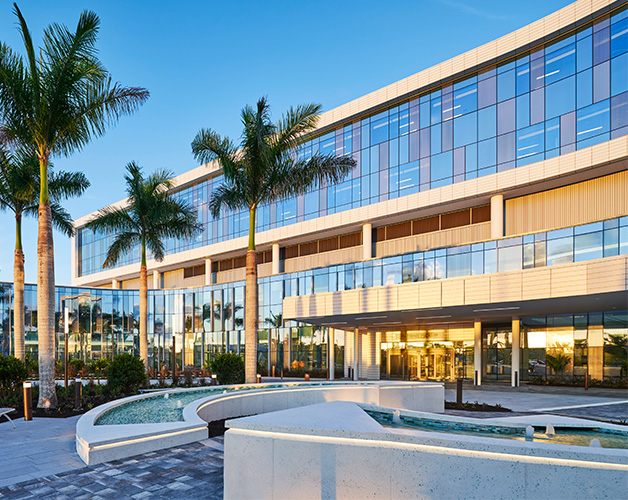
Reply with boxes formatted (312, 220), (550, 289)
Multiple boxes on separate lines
(0, 0), (571, 285)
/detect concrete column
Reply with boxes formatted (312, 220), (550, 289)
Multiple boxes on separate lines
(272, 243), (280, 275)
(205, 258), (212, 286)
(362, 223), (372, 260)
(511, 317), (520, 387)
(328, 328), (335, 381)
(353, 329), (359, 381)
(491, 194), (504, 239)
(112, 279), (119, 289)
(474, 321), (482, 386)
(153, 270), (160, 289)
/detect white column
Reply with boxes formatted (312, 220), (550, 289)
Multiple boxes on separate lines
(328, 328), (335, 381)
(511, 317), (520, 387)
(491, 194), (504, 239)
(362, 223), (372, 260)
(205, 258), (212, 286)
(272, 243), (280, 275)
(353, 329), (359, 381)
(474, 321), (482, 386)
(112, 279), (119, 289)
(153, 270), (160, 289)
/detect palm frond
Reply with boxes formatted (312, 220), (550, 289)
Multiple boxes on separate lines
(208, 182), (248, 219)
(191, 128), (238, 168)
(85, 206), (136, 234)
(49, 201), (74, 236)
(102, 232), (139, 268)
(273, 103), (322, 151)
(48, 170), (90, 201)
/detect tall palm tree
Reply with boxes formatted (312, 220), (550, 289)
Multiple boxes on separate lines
(86, 162), (201, 370)
(191, 97), (355, 383)
(0, 4), (148, 408)
(0, 148), (89, 362)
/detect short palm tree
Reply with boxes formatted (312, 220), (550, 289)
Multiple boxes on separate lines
(86, 162), (201, 370)
(191, 97), (355, 383)
(545, 352), (571, 382)
(0, 4), (148, 408)
(0, 148), (89, 362)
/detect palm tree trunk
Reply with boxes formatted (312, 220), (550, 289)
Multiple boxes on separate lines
(37, 200), (58, 408)
(139, 239), (148, 370)
(13, 212), (25, 362)
(244, 207), (258, 383)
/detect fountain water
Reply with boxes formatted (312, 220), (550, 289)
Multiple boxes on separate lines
(392, 410), (402, 425)
(164, 393), (169, 399)
(545, 422), (555, 435)
(525, 425), (535, 439)
(590, 438), (602, 447)
(177, 400), (182, 408)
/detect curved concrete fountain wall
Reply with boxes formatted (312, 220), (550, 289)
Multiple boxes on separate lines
(224, 402), (628, 500)
(76, 381), (443, 465)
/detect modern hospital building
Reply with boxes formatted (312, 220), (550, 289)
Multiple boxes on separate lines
(2, 0), (627, 387)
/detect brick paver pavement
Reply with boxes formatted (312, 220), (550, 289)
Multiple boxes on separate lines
(0, 437), (224, 500)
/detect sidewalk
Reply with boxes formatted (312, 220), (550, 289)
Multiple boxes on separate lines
(0, 416), (84, 488)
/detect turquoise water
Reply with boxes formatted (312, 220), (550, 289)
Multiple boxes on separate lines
(95, 382), (340, 425)
(367, 410), (628, 449)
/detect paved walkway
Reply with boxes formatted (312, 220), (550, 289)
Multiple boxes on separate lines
(0, 438), (224, 499)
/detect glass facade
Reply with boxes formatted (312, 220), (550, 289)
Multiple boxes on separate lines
(77, 6), (628, 277)
(5, 216), (628, 382)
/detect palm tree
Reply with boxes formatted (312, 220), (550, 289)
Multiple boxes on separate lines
(0, 148), (89, 362)
(191, 97), (355, 383)
(86, 162), (201, 370)
(545, 352), (571, 383)
(0, 4), (148, 408)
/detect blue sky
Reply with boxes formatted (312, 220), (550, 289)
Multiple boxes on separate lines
(0, 0), (571, 285)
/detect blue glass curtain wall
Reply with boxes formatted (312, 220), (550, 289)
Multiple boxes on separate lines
(77, 7), (628, 277)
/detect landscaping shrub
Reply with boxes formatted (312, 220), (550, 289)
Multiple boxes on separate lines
(0, 355), (28, 396)
(69, 358), (86, 378)
(87, 358), (110, 378)
(209, 353), (245, 385)
(107, 353), (146, 394)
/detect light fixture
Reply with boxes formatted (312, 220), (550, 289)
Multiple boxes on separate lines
(355, 315), (387, 320)
(473, 307), (520, 312)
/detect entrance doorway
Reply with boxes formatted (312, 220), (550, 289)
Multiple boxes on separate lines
(482, 325), (512, 382)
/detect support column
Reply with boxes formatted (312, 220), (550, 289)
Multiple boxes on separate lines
(491, 194), (504, 239)
(362, 223), (372, 260)
(112, 279), (119, 289)
(474, 321), (482, 386)
(511, 317), (520, 387)
(153, 270), (160, 289)
(328, 328), (335, 380)
(272, 243), (280, 275)
(353, 329), (359, 381)
(205, 258), (212, 286)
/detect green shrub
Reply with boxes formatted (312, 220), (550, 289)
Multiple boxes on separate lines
(69, 358), (86, 377)
(209, 353), (245, 385)
(0, 355), (28, 396)
(87, 358), (110, 378)
(107, 353), (146, 394)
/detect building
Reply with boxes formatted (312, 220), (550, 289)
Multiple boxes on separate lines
(3, 0), (627, 386)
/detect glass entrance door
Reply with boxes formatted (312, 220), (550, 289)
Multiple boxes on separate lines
(483, 325), (512, 382)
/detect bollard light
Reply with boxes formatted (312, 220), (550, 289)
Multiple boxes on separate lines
(211, 374), (217, 386)
(304, 373), (310, 382)
(256, 374), (261, 384)
(74, 378), (82, 410)
(23, 381), (32, 421)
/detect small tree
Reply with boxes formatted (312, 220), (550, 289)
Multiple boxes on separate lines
(209, 353), (245, 385)
(107, 353), (146, 394)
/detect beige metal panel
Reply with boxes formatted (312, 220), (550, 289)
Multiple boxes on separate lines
(586, 258), (628, 294)
(216, 268), (246, 285)
(522, 268), (552, 300)
(361, 288), (380, 315)
(397, 284), (420, 310)
(256, 262), (273, 279)
(464, 276), (491, 304)
(331, 292), (344, 316)
(490, 273), (522, 303)
(377, 287), (398, 313)
(505, 171), (628, 235)
(284, 247), (362, 274)
(419, 281), (442, 309)
(375, 223), (491, 258)
(549, 266), (587, 297)
(442, 279), (465, 307)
